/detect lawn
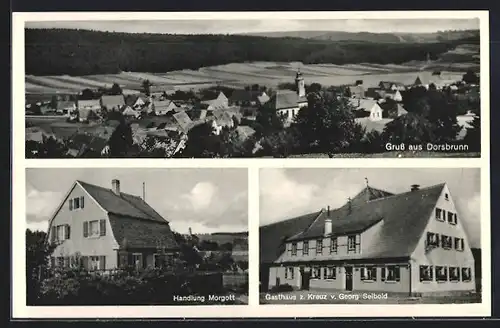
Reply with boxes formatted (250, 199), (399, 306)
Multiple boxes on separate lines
(260, 290), (481, 304)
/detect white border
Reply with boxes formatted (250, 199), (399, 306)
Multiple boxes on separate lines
(12, 10), (491, 318)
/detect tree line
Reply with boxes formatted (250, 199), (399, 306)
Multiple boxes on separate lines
(25, 28), (479, 76)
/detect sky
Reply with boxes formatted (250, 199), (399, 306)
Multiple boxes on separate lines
(25, 19), (479, 35)
(259, 168), (481, 248)
(25, 168), (248, 234)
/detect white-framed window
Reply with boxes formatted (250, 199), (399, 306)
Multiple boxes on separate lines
(132, 253), (143, 270)
(89, 256), (100, 271)
(311, 266), (321, 279)
(435, 208), (443, 221)
(449, 267), (460, 281)
(324, 266), (336, 280)
(83, 219), (106, 238)
(455, 237), (465, 251)
(316, 239), (323, 255)
(89, 220), (100, 237)
(330, 237), (338, 253)
(361, 266), (377, 281)
(291, 242), (297, 256)
(69, 196), (85, 211)
(436, 266), (448, 282)
(382, 265), (401, 282)
(441, 235), (453, 249)
(347, 235), (357, 252)
(461, 267), (472, 282)
(447, 212), (456, 224)
(286, 267), (294, 280)
(56, 225), (65, 241)
(419, 265), (433, 282)
(53, 224), (70, 242)
(303, 241), (309, 255)
(426, 232), (440, 247)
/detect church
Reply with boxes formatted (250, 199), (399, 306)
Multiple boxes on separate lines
(268, 69), (308, 124)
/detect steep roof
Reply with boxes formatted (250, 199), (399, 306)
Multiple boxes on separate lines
(270, 90), (307, 110)
(78, 180), (168, 223)
(349, 98), (380, 112)
(173, 111), (194, 133)
(283, 183), (445, 260)
(259, 211), (320, 264)
(77, 99), (100, 108)
(101, 95), (125, 109)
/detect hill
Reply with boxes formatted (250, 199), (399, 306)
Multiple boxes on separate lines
(241, 30), (480, 43)
(25, 28), (479, 76)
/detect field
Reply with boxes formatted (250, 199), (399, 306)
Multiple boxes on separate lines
(25, 58), (472, 96)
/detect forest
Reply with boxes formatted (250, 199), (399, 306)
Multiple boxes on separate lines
(25, 28), (479, 76)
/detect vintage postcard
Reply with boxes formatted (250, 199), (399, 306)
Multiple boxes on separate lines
(259, 168), (484, 306)
(24, 168), (248, 306)
(18, 12), (487, 159)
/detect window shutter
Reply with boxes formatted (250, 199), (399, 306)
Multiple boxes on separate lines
(100, 220), (106, 236)
(83, 221), (88, 237)
(442, 210), (446, 221)
(65, 225), (71, 240)
(381, 267), (386, 281)
(69, 199), (73, 211)
(82, 256), (89, 270)
(461, 239), (464, 250)
(373, 267), (377, 280)
(81, 196), (85, 209)
(454, 213), (457, 224)
(99, 256), (106, 270)
(50, 226), (56, 242)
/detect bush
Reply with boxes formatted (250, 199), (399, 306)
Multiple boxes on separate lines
(270, 283), (294, 293)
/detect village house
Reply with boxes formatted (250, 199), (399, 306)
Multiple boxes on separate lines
(379, 81), (406, 91)
(149, 84), (176, 99)
(121, 105), (141, 118)
(100, 95), (126, 111)
(349, 98), (383, 121)
(77, 99), (101, 121)
(47, 179), (179, 271)
(268, 70), (308, 124)
(56, 101), (77, 117)
(201, 92), (229, 111)
(267, 182), (475, 296)
(153, 99), (179, 116)
(125, 93), (149, 110)
(348, 84), (366, 99)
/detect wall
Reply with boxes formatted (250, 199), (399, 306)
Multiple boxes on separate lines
(411, 184), (476, 293)
(351, 264), (410, 293)
(48, 182), (119, 269)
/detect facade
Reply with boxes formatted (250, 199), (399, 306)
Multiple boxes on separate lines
(267, 183), (476, 296)
(349, 99), (383, 121)
(47, 179), (179, 271)
(269, 70), (308, 124)
(153, 99), (178, 115)
(100, 95), (126, 111)
(77, 99), (101, 121)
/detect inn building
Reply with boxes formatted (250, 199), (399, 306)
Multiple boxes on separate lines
(267, 182), (476, 295)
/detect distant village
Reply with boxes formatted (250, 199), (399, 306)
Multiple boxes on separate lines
(25, 69), (480, 158)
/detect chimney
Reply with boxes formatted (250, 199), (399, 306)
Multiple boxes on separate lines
(112, 179), (120, 195)
(411, 184), (420, 192)
(188, 227), (192, 235)
(324, 207), (332, 236)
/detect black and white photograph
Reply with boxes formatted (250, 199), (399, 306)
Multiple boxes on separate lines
(25, 168), (248, 305)
(23, 15), (484, 159)
(259, 168), (482, 304)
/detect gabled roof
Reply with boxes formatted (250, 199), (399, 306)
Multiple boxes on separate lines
(283, 183), (445, 260)
(78, 180), (168, 224)
(173, 111), (194, 133)
(213, 109), (234, 127)
(77, 99), (100, 108)
(101, 95), (125, 109)
(349, 98), (380, 112)
(270, 90), (306, 110)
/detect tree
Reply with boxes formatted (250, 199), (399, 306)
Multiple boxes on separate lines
(182, 122), (222, 158)
(426, 90), (461, 143)
(80, 88), (96, 100)
(382, 112), (435, 145)
(463, 109), (480, 152)
(462, 70), (479, 84)
(255, 102), (284, 136)
(142, 79), (152, 96)
(110, 83), (123, 95)
(108, 119), (133, 157)
(260, 127), (302, 158)
(307, 83), (322, 93)
(25, 136), (69, 158)
(50, 95), (58, 110)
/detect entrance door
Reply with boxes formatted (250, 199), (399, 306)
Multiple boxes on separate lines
(345, 267), (353, 291)
(300, 267), (310, 290)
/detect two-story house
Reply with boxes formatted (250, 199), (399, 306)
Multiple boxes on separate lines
(47, 179), (179, 271)
(268, 183), (476, 296)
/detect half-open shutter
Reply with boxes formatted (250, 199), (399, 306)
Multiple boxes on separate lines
(99, 220), (106, 236)
(381, 267), (386, 281)
(65, 225), (71, 240)
(80, 196), (85, 209)
(83, 221), (88, 237)
(99, 256), (106, 270)
(50, 226), (56, 242)
(461, 239), (465, 250)
(395, 266), (401, 282)
(69, 199), (73, 211)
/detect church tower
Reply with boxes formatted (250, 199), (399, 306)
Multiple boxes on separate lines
(295, 69), (306, 98)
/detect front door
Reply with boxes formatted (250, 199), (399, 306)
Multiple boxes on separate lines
(300, 267), (311, 290)
(345, 266), (353, 291)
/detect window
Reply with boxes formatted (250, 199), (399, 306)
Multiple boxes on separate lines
(83, 219), (106, 238)
(347, 235), (357, 252)
(419, 265), (434, 282)
(441, 235), (453, 249)
(291, 243), (297, 256)
(70, 196), (85, 211)
(436, 266), (448, 282)
(447, 212), (455, 224)
(286, 267), (294, 280)
(330, 237), (338, 253)
(426, 232), (440, 247)
(382, 265), (401, 282)
(73, 197), (80, 209)
(132, 253), (143, 270)
(52, 224), (70, 242)
(311, 266), (321, 279)
(455, 237), (465, 251)
(461, 267), (472, 282)
(324, 266), (336, 280)
(89, 256), (100, 271)
(56, 225), (65, 241)
(89, 220), (99, 237)
(361, 266), (377, 281)
(441, 209), (447, 221)
(435, 208), (443, 221)
(445, 193), (449, 201)
(303, 241), (309, 255)
(452, 213), (458, 225)
(316, 239), (323, 255)
(449, 267), (460, 281)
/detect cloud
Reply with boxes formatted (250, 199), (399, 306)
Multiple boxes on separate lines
(181, 182), (217, 212)
(458, 193), (481, 248)
(26, 187), (63, 221)
(26, 220), (49, 233)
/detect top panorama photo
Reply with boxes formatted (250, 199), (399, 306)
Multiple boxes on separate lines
(24, 17), (482, 158)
